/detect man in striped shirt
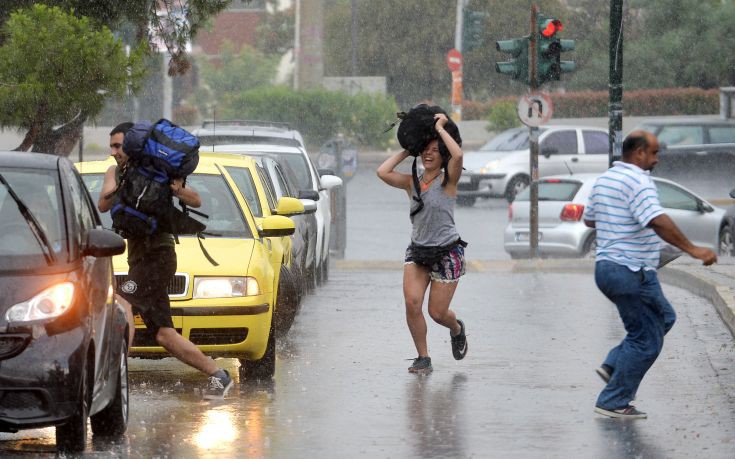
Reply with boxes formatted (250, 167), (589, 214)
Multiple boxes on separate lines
(583, 130), (717, 419)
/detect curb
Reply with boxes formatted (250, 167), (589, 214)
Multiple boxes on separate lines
(333, 258), (735, 338)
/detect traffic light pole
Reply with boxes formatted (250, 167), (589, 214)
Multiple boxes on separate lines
(529, 4), (540, 259)
(609, 0), (624, 167)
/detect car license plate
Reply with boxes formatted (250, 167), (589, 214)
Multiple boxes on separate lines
(516, 232), (542, 241)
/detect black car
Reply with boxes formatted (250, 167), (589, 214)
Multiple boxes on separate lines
(0, 152), (127, 452)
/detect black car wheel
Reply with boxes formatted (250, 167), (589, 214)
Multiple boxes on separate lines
(56, 360), (90, 453)
(91, 340), (129, 437)
(719, 225), (733, 256)
(582, 234), (597, 258)
(321, 255), (329, 283)
(505, 175), (530, 203)
(456, 196), (477, 207)
(273, 266), (300, 338)
(239, 322), (276, 381)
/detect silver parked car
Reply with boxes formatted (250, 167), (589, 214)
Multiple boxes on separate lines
(504, 173), (726, 259)
(459, 125), (610, 205)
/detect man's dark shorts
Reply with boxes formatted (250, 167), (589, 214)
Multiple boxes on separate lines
(117, 246), (176, 334)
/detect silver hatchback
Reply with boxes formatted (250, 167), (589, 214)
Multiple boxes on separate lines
(504, 173), (726, 259)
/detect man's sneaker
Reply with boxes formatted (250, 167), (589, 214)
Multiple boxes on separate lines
(450, 319), (468, 360)
(408, 356), (433, 374)
(203, 369), (233, 400)
(594, 405), (647, 419)
(596, 364), (613, 383)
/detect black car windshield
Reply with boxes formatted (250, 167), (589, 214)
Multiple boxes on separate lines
(480, 127), (548, 152)
(198, 135), (301, 148)
(82, 173), (252, 238)
(239, 152), (313, 190)
(0, 168), (66, 270)
(515, 180), (582, 201)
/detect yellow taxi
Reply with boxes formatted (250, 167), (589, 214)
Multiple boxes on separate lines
(76, 153), (304, 379)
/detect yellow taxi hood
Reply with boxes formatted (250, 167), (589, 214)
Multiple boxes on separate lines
(113, 237), (256, 276)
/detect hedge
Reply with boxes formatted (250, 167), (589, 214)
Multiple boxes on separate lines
(464, 87), (720, 121)
(223, 86), (398, 148)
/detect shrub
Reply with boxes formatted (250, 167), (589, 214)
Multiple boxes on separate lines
(223, 86), (398, 148)
(485, 98), (521, 132)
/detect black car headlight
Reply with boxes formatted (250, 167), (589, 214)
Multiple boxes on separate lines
(5, 282), (75, 322)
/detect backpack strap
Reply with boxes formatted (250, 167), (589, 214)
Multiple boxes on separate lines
(409, 157), (424, 217)
(196, 233), (219, 266)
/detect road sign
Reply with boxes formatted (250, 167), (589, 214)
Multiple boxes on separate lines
(446, 49), (463, 72)
(517, 92), (553, 127)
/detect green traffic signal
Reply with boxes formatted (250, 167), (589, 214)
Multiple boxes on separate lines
(495, 37), (529, 83)
(536, 14), (575, 85)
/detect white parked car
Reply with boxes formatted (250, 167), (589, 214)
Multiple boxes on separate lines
(460, 126), (610, 205)
(193, 120), (306, 149)
(207, 144), (342, 288)
(504, 173), (726, 259)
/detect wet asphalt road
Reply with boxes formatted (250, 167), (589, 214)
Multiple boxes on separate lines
(2, 167), (734, 457)
(2, 269), (734, 458)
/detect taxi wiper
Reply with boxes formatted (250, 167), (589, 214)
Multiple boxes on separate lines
(0, 173), (56, 264)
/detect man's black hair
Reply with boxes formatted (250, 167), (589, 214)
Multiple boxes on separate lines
(110, 122), (134, 136)
(622, 132), (649, 158)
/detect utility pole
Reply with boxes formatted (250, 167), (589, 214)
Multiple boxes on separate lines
(451, 0), (467, 121)
(529, 4), (540, 259)
(609, 0), (624, 166)
(351, 0), (357, 76)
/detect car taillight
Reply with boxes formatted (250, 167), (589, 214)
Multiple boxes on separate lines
(508, 203), (513, 220)
(560, 203), (584, 221)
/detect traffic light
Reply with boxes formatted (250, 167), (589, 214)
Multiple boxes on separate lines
(495, 36), (529, 83)
(463, 10), (487, 51)
(536, 13), (575, 85)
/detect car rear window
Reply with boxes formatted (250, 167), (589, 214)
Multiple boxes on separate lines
(198, 135), (301, 147)
(514, 180), (582, 202)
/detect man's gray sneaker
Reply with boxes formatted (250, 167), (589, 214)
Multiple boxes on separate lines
(204, 369), (233, 400)
(596, 364), (613, 383)
(451, 319), (468, 360)
(594, 405), (647, 419)
(408, 356), (433, 374)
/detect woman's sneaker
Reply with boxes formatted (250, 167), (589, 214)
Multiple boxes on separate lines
(594, 405), (647, 419)
(451, 319), (468, 360)
(408, 356), (433, 374)
(204, 369), (233, 400)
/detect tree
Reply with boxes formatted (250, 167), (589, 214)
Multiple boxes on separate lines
(194, 41), (279, 118)
(0, 5), (144, 154)
(254, 0), (295, 56)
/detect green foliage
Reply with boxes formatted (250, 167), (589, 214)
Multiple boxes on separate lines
(222, 86), (398, 147)
(194, 42), (278, 118)
(255, 0), (294, 55)
(485, 99), (521, 132)
(0, 4), (143, 130)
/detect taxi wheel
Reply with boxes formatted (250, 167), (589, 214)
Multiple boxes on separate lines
(239, 324), (276, 380)
(91, 340), (129, 437)
(56, 358), (90, 453)
(274, 267), (299, 338)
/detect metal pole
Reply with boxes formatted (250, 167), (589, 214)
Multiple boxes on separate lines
(529, 4), (539, 258)
(609, 0), (624, 166)
(454, 0), (464, 52)
(351, 0), (357, 76)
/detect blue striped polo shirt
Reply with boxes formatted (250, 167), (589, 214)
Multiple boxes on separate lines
(583, 161), (664, 271)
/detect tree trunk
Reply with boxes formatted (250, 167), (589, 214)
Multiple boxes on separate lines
(32, 111), (87, 157)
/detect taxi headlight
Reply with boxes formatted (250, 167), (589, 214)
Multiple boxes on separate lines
(479, 160), (500, 174)
(6, 282), (75, 322)
(193, 277), (259, 298)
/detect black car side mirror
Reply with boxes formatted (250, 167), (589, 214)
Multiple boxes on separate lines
(696, 199), (714, 213)
(298, 189), (320, 201)
(541, 147), (557, 158)
(82, 228), (126, 257)
(730, 188), (735, 199)
(318, 168), (336, 177)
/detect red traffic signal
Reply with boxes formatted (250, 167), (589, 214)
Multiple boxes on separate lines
(540, 19), (563, 38)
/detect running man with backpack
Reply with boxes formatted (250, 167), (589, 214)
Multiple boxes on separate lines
(99, 122), (233, 400)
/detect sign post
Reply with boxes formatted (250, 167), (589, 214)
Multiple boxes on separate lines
(446, 48), (463, 121)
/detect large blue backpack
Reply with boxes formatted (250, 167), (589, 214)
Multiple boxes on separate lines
(110, 119), (205, 240)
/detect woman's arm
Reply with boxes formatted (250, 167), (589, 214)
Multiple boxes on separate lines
(434, 113), (463, 187)
(376, 149), (412, 193)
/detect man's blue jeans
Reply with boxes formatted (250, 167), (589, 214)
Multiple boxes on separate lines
(595, 260), (676, 410)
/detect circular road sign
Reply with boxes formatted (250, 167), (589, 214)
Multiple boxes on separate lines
(517, 92), (553, 127)
(446, 49), (463, 72)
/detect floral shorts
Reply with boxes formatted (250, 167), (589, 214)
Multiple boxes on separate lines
(404, 244), (466, 283)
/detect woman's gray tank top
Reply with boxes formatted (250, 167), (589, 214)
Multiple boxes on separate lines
(410, 176), (459, 246)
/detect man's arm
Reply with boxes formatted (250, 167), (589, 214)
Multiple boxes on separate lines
(171, 178), (201, 208)
(648, 214), (717, 265)
(98, 165), (118, 213)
